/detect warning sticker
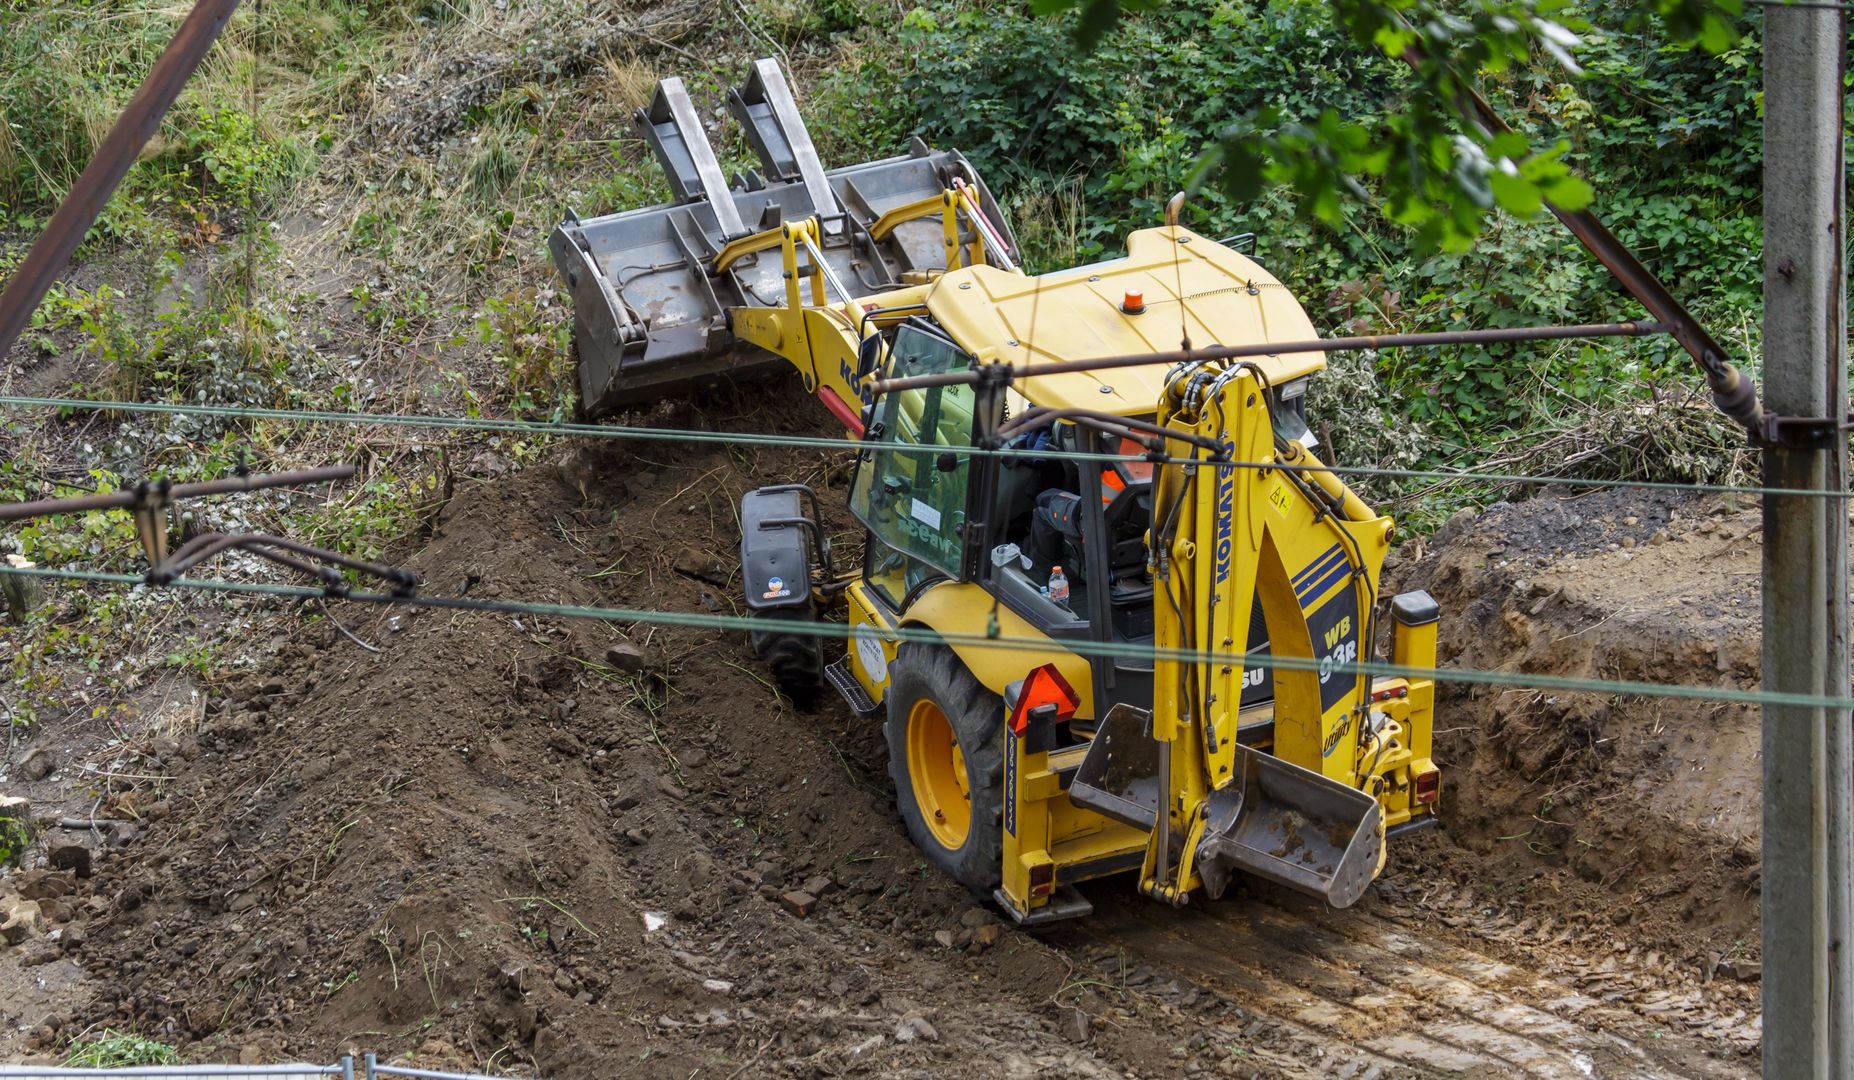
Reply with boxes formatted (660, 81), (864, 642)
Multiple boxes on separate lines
(909, 498), (942, 530)
(1268, 479), (1293, 518)
(853, 625), (889, 683)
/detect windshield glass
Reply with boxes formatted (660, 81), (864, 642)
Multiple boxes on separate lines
(849, 325), (975, 599)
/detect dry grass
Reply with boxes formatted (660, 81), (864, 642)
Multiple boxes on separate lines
(599, 51), (661, 112)
(1006, 173), (1088, 273)
(0, 107), (17, 206)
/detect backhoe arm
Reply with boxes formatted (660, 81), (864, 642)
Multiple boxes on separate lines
(1134, 360), (1433, 907)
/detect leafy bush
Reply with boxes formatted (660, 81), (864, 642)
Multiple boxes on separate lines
(0, 1), (330, 232)
(477, 287), (573, 419)
(830, 0), (1769, 500)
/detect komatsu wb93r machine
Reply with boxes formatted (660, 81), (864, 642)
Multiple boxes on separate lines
(552, 60), (1440, 924)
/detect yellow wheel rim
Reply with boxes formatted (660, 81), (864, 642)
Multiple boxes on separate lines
(906, 698), (971, 849)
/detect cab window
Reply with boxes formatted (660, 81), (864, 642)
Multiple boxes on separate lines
(849, 325), (975, 605)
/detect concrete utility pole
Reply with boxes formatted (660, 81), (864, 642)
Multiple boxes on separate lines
(1762, 4), (1851, 1077)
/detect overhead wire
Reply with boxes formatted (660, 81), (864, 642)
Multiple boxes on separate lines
(0, 392), (1839, 500)
(0, 563), (1841, 711)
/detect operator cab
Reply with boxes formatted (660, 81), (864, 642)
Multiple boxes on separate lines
(846, 316), (1290, 739)
(988, 425), (1155, 640)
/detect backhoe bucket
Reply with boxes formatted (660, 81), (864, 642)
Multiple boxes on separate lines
(1069, 703), (1162, 832)
(1195, 746), (1382, 908)
(550, 58), (1014, 418)
(1070, 704), (1382, 908)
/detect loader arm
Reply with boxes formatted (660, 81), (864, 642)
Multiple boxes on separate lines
(549, 59), (1016, 420)
(1135, 360), (1437, 907)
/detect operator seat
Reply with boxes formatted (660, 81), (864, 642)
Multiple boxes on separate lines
(1098, 435), (1154, 585)
(1101, 481), (1151, 579)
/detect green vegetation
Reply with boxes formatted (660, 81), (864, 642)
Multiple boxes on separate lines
(0, 1), (319, 239)
(64, 1030), (181, 1068)
(1026, 0), (1745, 249)
(815, 0), (1767, 518)
(0, 813), (29, 867)
(0, 1), (685, 739)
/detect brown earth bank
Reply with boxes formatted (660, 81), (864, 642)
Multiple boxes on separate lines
(1389, 487), (1764, 975)
(0, 384), (1770, 1077)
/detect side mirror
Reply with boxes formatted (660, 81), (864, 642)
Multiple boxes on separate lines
(857, 331), (884, 379)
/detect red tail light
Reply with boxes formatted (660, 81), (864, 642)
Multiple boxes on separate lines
(1030, 863), (1056, 898)
(1414, 768), (1440, 805)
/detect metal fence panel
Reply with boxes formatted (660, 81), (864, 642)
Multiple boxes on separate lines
(0, 1069), (336, 1080)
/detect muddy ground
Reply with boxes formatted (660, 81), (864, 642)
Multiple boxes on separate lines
(0, 383), (1770, 1077)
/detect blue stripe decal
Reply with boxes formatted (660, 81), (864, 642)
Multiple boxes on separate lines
(1297, 560), (1353, 606)
(1292, 547), (1343, 587)
(1291, 545), (1345, 590)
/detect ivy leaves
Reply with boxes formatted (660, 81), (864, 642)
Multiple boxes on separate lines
(1034, 0), (1745, 251)
(1029, 0), (1160, 47)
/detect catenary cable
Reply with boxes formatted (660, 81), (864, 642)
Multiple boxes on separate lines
(0, 393), (1837, 500)
(0, 564), (1837, 711)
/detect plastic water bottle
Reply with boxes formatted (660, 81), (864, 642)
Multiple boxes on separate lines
(1048, 565), (1070, 607)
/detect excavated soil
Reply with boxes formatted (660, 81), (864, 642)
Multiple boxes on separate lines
(2, 384), (1774, 1077)
(1391, 489), (1765, 972)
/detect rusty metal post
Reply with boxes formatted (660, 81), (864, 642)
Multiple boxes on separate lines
(1762, 5), (1851, 1077)
(0, 0), (241, 361)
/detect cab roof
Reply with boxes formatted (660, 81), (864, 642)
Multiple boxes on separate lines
(924, 226), (1326, 416)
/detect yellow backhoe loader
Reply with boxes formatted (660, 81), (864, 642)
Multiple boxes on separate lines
(551, 60), (1440, 923)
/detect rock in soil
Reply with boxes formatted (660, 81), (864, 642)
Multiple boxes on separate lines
(16, 938), (61, 966)
(779, 890), (816, 918)
(1, 897), (43, 943)
(498, 964), (526, 993)
(894, 1015), (939, 1043)
(13, 748), (55, 782)
(1060, 1006), (1092, 1044)
(47, 843), (93, 878)
(604, 642), (648, 671)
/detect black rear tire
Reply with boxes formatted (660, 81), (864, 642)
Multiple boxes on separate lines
(749, 606), (823, 705)
(884, 641), (1004, 893)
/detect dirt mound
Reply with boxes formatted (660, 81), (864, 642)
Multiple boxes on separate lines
(55, 388), (1119, 1076)
(1387, 487), (1765, 980)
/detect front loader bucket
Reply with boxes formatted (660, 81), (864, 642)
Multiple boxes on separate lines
(1196, 747), (1382, 908)
(550, 58), (1014, 418)
(1071, 704), (1382, 908)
